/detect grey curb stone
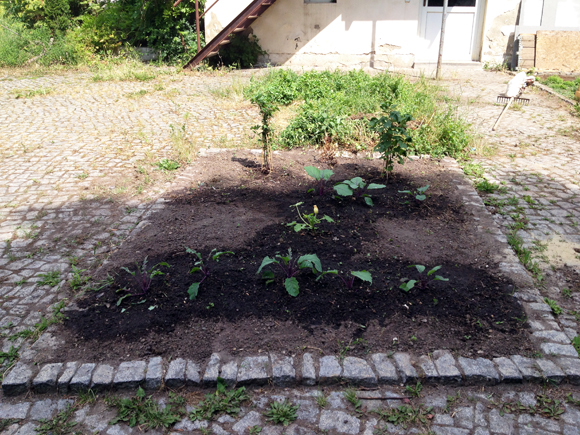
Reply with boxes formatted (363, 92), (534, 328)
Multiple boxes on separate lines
(493, 357), (523, 383)
(220, 361), (237, 387)
(533, 330), (571, 344)
(535, 359), (565, 383)
(238, 356), (269, 386)
(271, 354), (295, 387)
(319, 410), (360, 434)
(557, 358), (580, 385)
(203, 353), (220, 387)
(319, 356), (342, 384)
(510, 356), (542, 382)
(186, 360), (202, 386)
(57, 362), (79, 394)
(433, 350), (462, 384)
(32, 363), (63, 394)
(418, 356), (439, 383)
(165, 358), (187, 389)
(2, 362), (33, 396)
(302, 353), (316, 386)
(0, 402), (31, 419)
(370, 354), (398, 384)
(114, 360), (146, 390)
(540, 343), (578, 357)
(342, 357), (377, 387)
(91, 364), (115, 392)
(69, 363), (96, 393)
(393, 353), (417, 383)
(145, 357), (163, 390)
(457, 357), (499, 385)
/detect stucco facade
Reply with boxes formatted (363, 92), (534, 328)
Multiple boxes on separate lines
(205, 0), (524, 68)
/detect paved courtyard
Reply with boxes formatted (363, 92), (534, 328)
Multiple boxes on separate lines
(0, 64), (579, 434)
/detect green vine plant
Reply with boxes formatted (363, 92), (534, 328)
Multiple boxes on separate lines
(286, 202), (334, 232)
(369, 104), (414, 181)
(251, 91), (279, 173)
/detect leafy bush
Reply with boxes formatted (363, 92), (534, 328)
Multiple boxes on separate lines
(210, 33), (265, 68)
(44, 0), (70, 34)
(539, 75), (580, 101)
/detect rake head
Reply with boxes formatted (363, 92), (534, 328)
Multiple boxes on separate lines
(497, 95), (530, 105)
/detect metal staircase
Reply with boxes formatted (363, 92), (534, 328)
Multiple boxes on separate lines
(183, 0), (278, 69)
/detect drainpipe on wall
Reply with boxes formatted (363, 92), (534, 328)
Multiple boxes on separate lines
(436, 0), (448, 79)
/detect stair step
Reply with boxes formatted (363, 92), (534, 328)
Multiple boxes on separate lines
(233, 27), (246, 32)
(207, 51), (219, 57)
(248, 15), (258, 19)
(219, 40), (231, 45)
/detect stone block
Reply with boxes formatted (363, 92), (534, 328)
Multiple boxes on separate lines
(32, 363), (63, 394)
(114, 361), (146, 390)
(238, 356), (269, 385)
(91, 364), (115, 392)
(319, 410), (360, 434)
(57, 362), (79, 394)
(535, 358), (565, 383)
(342, 357), (377, 387)
(0, 402), (31, 419)
(302, 353), (316, 386)
(393, 353), (417, 383)
(186, 360), (201, 386)
(165, 358), (186, 389)
(557, 358), (580, 385)
(533, 330), (571, 344)
(220, 360), (237, 387)
(432, 350), (461, 384)
(493, 357), (522, 383)
(203, 353), (220, 387)
(2, 363), (33, 396)
(541, 343), (578, 357)
(319, 356), (342, 384)
(271, 354), (295, 387)
(370, 354), (398, 384)
(145, 357), (163, 390)
(510, 356), (542, 382)
(69, 363), (96, 393)
(417, 355), (438, 383)
(457, 357), (499, 385)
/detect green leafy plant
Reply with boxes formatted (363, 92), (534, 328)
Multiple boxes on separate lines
(0, 419), (20, 432)
(37, 270), (61, 287)
(405, 381), (423, 398)
(344, 389), (363, 416)
(264, 399), (299, 426)
(316, 270), (372, 289)
(373, 404), (433, 430)
(544, 298), (563, 316)
(399, 185), (430, 202)
(370, 104), (414, 179)
(36, 403), (77, 435)
(211, 33), (265, 68)
(572, 336), (580, 357)
(69, 265), (90, 290)
(399, 265), (448, 292)
(304, 166), (334, 196)
(476, 179), (507, 194)
(185, 248), (233, 300)
(190, 378), (249, 421)
(117, 257), (170, 304)
(257, 249), (322, 297)
(251, 89), (280, 173)
(334, 177), (386, 207)
(156, 159), (180, 171)
(315, 393), (327, 409)
(286, 202), (334, 232)
(107, 387), (184, 429)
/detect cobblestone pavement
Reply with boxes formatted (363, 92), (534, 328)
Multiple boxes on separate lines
(0, 69), (259, 357)
(2, 383), (580, 435)
(1, 65), (580, 434)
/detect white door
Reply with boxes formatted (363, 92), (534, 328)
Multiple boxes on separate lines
(418, 0), (482, 62)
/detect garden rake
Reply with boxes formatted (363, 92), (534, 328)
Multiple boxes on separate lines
(492, 72), (534, 131)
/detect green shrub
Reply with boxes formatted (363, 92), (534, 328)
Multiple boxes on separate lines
(210, 33), (265, 68)
(44, 0), (70, 34)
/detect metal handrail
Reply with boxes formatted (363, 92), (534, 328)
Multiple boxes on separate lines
(172, 0), (222, 53)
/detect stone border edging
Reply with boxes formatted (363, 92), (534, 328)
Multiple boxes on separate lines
(4, 155), (578, 397)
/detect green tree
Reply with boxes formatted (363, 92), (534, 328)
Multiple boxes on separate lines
(44, 0), (70, 34)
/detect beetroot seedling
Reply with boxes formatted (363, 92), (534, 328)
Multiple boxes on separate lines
(304, 166), (334, 196)
(286, 202), (334, 232)
(399, 185), (430, 202)
(257, 249), (322, 297)
(117, 257), (170, 305)
(186, 248), (234, 300)
(334, 177), (385, 207)
(399, 265), (448, 292)
(316, 270), (372, 289)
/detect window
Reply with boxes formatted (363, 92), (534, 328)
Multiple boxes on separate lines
(305, 0), (337, 3)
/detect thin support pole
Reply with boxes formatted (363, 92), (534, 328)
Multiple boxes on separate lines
(435, 0), (448, 80)
(196, 0), (201, 53)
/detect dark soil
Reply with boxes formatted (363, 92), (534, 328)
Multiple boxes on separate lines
(55, 150), (535, 364)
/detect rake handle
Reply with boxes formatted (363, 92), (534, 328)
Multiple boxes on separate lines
(492, 97), (513, 131)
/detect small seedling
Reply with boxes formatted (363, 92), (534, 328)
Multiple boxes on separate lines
(286, 202), (334, 232)
(263, 399), (299, 426)
(186, 248), (233, 300)
(334, 177), (386, 207)
(69, 266), (90, 290)
(117, 258), (170, 305)
(399, 265), (448, 292)
(344, 389), (363, 416)
(156, 159), (180, 171)
(399, 185), (430, 202)
(316, 270), (372, 288)
(544, 298), (562, 316)
(405, 381), (423, 398)
(37, 270), (61, 287)
(562, 288), (572, 298)
(572, 336), (580, 357)
(36, 403), (77, 435)
(475, 179), (507, 194)
(304, 166), (334, 195)
(257, 249), (322, 297)
(315, 393), (327, 408)
(190, 378), (249, 421)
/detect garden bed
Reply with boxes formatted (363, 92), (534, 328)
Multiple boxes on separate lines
(55, 150), (534, 364)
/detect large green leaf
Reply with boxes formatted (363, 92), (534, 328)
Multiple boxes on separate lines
(351, 270), (372, 284)
(334, 184), (353, 197)
(321, 169), (334, 181)
(188, 282), (200, 300)
(316, 270), (338, 281)
(284, 277), (299, 297)
(257, 256), (277, 274)
(427, 265), (442, 276)
(298, 254), (322, 273)
(364, 197), (374, 207)
(414, 265), (426, 274)
(212, 251), (234, 261)
(367, 183), (386, 190)
(304, 166), (322, 180)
